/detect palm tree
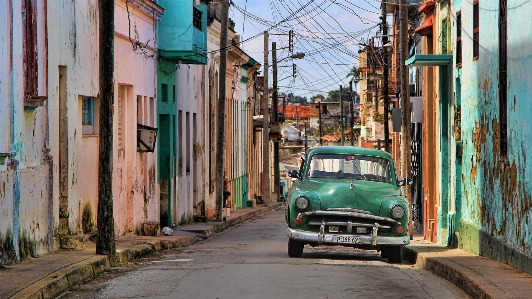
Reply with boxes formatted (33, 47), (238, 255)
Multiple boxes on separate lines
(346, 66), (361, 101)
(346, 66), (361, 84)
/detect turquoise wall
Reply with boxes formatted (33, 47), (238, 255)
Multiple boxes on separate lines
(157, 1), (207, 64)
(157, 60), (177, 227)
(232, 175), (248, 209)
(454, 0), (532, 273)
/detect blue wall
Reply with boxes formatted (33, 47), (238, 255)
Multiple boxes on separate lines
(454, 0), (532, 273)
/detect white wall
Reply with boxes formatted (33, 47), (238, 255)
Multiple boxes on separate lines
(175, 64), (206, 224)
(113, 0), (159, 235)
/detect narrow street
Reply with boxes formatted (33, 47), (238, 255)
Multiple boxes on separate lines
(59, 210), (470, 299)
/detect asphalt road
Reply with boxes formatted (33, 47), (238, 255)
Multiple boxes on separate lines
(59, 209), (470, 299)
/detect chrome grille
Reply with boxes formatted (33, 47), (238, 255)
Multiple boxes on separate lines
(299, 210), (398, 234)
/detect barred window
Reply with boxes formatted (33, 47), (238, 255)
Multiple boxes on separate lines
(456, 11), (462, 66)
(473, 1), (480, 60)
(193, 7), (202, 30)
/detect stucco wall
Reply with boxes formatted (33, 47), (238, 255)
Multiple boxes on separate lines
(175, 64), (206, 224)
(1, 0), (59, 263)
(47, 0), (100, 239)
(113, 0), (159, 235)
(204, 19), (221, 219)
(455, 0), (532, 273)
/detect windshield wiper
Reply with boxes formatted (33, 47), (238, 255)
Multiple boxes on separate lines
(353, 164), (368, 181)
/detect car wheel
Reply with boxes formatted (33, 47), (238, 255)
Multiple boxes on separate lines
(387, 246), (403, 263)
(288, 239), (304, 257)
(380, 247), (389, 258)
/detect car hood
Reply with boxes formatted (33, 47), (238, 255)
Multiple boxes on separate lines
(301, 178), (401, 214)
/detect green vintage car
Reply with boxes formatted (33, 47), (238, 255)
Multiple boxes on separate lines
(285, 146), (411, 263)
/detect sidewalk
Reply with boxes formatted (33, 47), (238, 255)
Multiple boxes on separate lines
(403, 236), (532, 299)
(1, 205), (532, 299)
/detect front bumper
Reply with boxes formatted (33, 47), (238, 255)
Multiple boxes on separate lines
(287, 227), (410, 246)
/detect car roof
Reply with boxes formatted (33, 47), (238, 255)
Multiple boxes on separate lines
(305, 146), (393, 160)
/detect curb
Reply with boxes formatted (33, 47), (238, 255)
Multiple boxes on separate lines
(11, 256), (110, 299)
(403, 246), (501, 299)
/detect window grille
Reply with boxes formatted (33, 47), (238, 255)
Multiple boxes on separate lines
(193, 7), (202, 30)
(456, 11), (462, 66)
(473, 1), (480, 59)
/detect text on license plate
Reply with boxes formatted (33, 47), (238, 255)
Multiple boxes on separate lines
(333, 235), (362, 244)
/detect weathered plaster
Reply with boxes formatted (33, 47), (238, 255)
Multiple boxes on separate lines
(113, 0), (160, 235)
(455, 0), (532, 273)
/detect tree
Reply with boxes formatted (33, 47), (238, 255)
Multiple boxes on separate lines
(291, 95), (308, 104)
(310, 94), (325, 103)
(346, 66), (362, 84)
(325, 90), (340, 102)
(324, 89), (353, 102)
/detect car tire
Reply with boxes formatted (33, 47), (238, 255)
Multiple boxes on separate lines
(387, 246), (403, 263)
(380, 247), (389, 258)
(288, 239), (304, 257)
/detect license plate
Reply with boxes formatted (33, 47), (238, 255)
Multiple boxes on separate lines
(333, 235), (362, 244)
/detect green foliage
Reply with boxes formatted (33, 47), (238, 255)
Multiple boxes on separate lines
(373, 111), (384, 122)
(313, 124), (342, 137)
(324, 89), (357, 102)
(285, 93), (308, 104)
(346, 66), (362, 83)
(310, 94), (325, 103)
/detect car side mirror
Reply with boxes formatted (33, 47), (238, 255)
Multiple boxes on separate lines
(288, 170), (300, 178)
(398, 178), (413, 186)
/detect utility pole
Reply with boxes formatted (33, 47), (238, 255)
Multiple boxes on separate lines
(262, 31), (270, 204)
(399, 0), (412, 238)
(382, 0), (390, 153)
(304, 121), (308, 151)
(97, 0), (116, 266)
(318, 102), (323, 145)
(272, 42), (279, 203)
(371, 38), (379, 113)
(340, 85), (344, 146)
(215, 0), (229, 221)
(350, 80), (354, 146)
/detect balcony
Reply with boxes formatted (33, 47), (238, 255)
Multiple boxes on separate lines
(157, 1), (207, 65)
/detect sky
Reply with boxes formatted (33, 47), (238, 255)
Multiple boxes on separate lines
(227, 0), (384, 99)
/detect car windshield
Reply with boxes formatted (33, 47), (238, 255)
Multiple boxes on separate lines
(306, 154), (393, 183)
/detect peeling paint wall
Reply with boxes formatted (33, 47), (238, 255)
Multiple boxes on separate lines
(455, 0), (532, 274)
(113, 0), (161, 235)
(47, 0), (99, 239)
(205, 19), (221, 219)
(175, 64), (206, 224)
(0, 0), (54, 263)
(1, 0), (163, 263)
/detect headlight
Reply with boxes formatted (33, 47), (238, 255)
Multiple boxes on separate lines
(390, 204), (405, 219)
(295, 196), (309, 210)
